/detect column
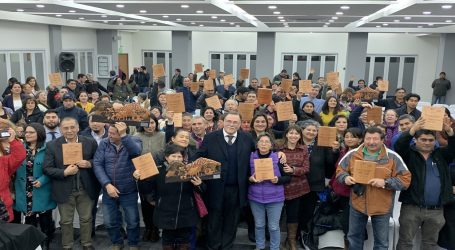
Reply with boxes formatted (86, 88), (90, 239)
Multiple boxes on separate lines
(96, 29), (119, 79)
(172, 31), (192, 74)
(344, 33), (368, 84)
(256, 32), (276, 79)
(436, 34), (455, 104)
(48, 25), (62, 73)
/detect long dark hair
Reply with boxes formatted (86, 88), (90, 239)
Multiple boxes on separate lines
(321, 96), (342, 115)
(282, 124), (303, 147)
(25, 76), (40, 91)
(137, 113), (159, 133)
(25, 123), (46, 150)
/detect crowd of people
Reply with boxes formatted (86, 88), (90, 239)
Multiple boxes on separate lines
(0, 66), (454, 250)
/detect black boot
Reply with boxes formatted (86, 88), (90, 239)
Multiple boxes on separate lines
(41, 239), (50, 250)
(142, 228), (152, 241)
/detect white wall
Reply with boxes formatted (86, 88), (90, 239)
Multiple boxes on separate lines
(367, 33), (440, 102)
(62, 26), (97, 51)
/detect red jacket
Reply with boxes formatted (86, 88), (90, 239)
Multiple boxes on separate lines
(0, 140), (26, 222)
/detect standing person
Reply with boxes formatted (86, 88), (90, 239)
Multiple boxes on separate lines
(395, 117), (455, 250)
(10, 97), (44, 124)
(383, 109), (400, 148)
(2, 82), (26, 112)
(42, 109), (61, 142)
(248, 133), (289, 250)
(56, 93), (89, 131)
(277, 125), (310, 250)
(93, 122), (142, 250)
(76, 91), (95, 113)
(319, 96), (348, 126)
(171, 68), (184, 90)
(43, 117), (100, 250)
(431, 71), (451, 105)
(336, 126), (411, 250)
(395, 93), (421, 120)
(13, 123), (56, 250)
(176, 77), (200, 114)
(197, 111), (256, 250)
(299, 84), (326, 114)
(0, 121), (26, 222)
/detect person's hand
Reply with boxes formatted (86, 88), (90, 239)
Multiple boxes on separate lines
(267, 101), (276, 112)
(190, 176), (202, 186)
(249, 175), (261, 183)
(106, 184), (120, 198)
(32, 180), (41, 188)
(443, 117), (454, 135)
(7, 128), (16, 142)
(271, 176), (279, 184)
(290, 114), (298, 124)
(361, 103), (372, 109)
(64, 164), (79, 177)
(166, 111), (174, 122)
(410, 117), (425, 135)
(133, 170), (141, 180)
(368, 178), (385, 188)
(310, 68), (315, 74)
(277, 152), (287, 164)
(76, 160), (91, 168)
(350, 75), (355, 81)
(114, 122), (127, 137)
(331, 141), (340, 151)
(283, 164), (294, 174)
(344, 176), (356, 185)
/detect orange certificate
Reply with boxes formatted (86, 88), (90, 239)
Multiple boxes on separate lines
(422, 106), (445, 131)
(299, 80), (312, 94)
(254, 158), (275, 181)
(352, 160), (377, 184)
(257, 88), (273, 105)
(132, 153), (159, 180)
(275, 101), (294, 121)
(205, 95), (222, 110)
(48, 73), (63, 86)
(62, 143), (83, 165)
(239, 68), (250, 80)
(238, 103), (255, 122)
(166, 92), (185, 113)
(317, 126), (337, 147)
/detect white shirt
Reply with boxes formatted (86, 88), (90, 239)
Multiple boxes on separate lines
(223, 130), (238, 144)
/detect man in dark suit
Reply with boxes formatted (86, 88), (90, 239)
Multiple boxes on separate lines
(43, 117), (100, 250)
(198, 111), (255, 250)
(171, 68), (184, 89)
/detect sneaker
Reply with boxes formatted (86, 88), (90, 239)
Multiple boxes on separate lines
(300, 231), (317, 250)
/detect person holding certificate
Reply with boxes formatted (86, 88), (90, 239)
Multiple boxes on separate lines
(248, 133), (290, 250)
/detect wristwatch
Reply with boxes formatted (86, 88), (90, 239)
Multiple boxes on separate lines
(383, 179), (390, 189)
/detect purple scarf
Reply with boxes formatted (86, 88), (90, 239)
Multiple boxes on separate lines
(384, 121), (399, 148)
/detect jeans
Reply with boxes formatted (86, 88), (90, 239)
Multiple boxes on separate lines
(348, 207), (390, 250)
(102, 190), (140, 247)
(397, 204), (445, 250)
(250, 200), (284, 250)
(432, 95), (446, 105)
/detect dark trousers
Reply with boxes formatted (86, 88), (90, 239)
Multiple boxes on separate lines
(207, 185), (241, 250)
(285, 196), (303, 224)
(298, 191), (318, 233)
(162, 227), (192, 246)
(12, 209), (54, 238)
(139, 193), (156, 230)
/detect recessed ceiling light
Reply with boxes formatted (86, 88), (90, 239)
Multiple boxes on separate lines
(336, 12), (343, 15)
(140, 21), (146, 24)
(340, 6), (350, 10)
(119, 22), (123, 25)
(417, 25), (422, 28)
(273, 11), (281, 15)
(176, 18), (182, 21)
(376, 25), (381, 28)
(220, 19), (226, 22)
(331, 16), (338, 20)
(394, 19), (400, 22)
(101, 15), (107, 18)
(428, 23), (434, 26)
(16, 9), (24, 12)
(323, 25), (328, 27)
(230, 22), (235, 25)
(329, 20), (335, 23)
(442, 5), (452, 9)
(181, 4), (190, 8)
(199, 24), (204, 27)
(236, 24), (240, 27)
(153, 23), (157, 26)
(36, 4), (45, 8)
(78, 17), (85, 20)
(325, 22), (329, 25)
(162, 15), (169, 18)
(191, 22), (196, 25)
(422, 11), (431, 15)
(268, 6), (277, 10)
(103, 20), (108, 23)
(280, 19), (286, 22)
(404, 16), (412, 20)
(69, 10), (76, 13)
(446, 20), (453, 23)
(211, 16), (218, 19)
(139, 10), (147, 13)
(55, 14), (62, 17)
(196, 10), (204, 14)
(277, 16), (284, 19)
(116, 4), (124, 8)
(120, 17), (126, 20)
(382, 23), (388, 26)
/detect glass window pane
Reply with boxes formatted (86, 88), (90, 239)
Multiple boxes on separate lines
(324, 56), (336, 75)
(249, 54), (256, 80)
(373, 57), (385, 80)
(10, 53), (21, 81)
(224, 54), (233, 75)
(236, 54), (246, 78)
(297, 55), (307, 79)
(80, 52), (86, 75)
(283, 55), (293, 77)
(310, 56), (321, 78)
(23, 53), (33, 80)
(365, 57), (370, 83)
(0, 54), (7, 85)
(34, 53), (44, 90)
(87, 52), (93, 75)
(402, 57), (415, 92)
(210, 54), (220, 74)
(388, 57), (400, 93)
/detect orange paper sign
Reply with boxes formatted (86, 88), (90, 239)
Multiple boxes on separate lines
(166, 92), (185, 113)
(257, 88), (273, 105)
(152, 64), (165, 77)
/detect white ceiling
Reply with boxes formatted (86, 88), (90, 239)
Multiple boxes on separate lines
(1, 0), (455, 33)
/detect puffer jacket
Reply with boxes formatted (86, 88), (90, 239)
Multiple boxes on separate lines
(248, 151), (290, 204)
(93, 135), (142, 194)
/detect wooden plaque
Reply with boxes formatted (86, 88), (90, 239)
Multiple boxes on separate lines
(205, 95), (222, 110)
(299, 80), (312, 93)
(203, 80), (214, 91)
(62, 143), (83, 165)
(239, 68), (250, 80)
(280, 79), (293, 93)
(190, 82), (199, 92)
(317, 126), (337, 147)
(152, 64), (165, 77)
(173, 112), (183, 127)
(254, 158), (275, 181)
(352, 160), (377, 184)
(276, 101), (294, 121)
(377, 80), (389, 92)
(166, 92), (185, 113)
(422, 106), (445, 131)
(366, 106), (383, 125)
(260, 77), (270, 87)
(208, 69), (216, 79)
(238, 103), (255, 122)
(132, 153), (159, 180)
(257, 88), (273, 105)
(48, 73), (63, 86)
(223, 74), (235, 86)
(326, 72), (339, 89)
(194, 63), (203, 73)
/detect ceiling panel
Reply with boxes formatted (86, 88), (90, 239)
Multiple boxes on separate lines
(239, 4), (387, 16)
(0, 3), (100, 14)
(394, 3), (455, 16)
(361, 23), (447, 28)
(143, 14), (242, 23)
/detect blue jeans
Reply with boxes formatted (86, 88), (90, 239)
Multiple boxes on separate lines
(432, 95), (446, 105)
(348, 207), (390, 250)
(102, 190), (140, 247)
(250, 200), (284, 250)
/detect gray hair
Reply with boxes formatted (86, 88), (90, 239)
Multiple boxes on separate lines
(296, 119), (320, 130)
(398, 114), (415, 123)
(311, 84), (321, 90)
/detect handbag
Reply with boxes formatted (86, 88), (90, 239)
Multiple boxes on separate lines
(193, 191), (208, 218)
(0, 198), (9, 222)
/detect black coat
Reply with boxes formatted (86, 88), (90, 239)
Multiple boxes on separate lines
(307, 144), (338, 192)
(197, 130), (255, 210)
(43, 136), (101, 204)
(10, 107), (44, 124)
(438, 163), (455, 249)
(138, 164), (201, 229)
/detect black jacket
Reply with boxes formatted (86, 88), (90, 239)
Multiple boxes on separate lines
(10, 107), (44, 124)
(395, 105), (421, 120)
(395, 131), (455, 206)
(375, 96), (404, 110)
(43, 136), (101, 203)
(56, 105), (89, 131)
(307, 144), (338, 192)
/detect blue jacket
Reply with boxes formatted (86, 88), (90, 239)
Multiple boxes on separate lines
(176, 86), (200, 113)
(55, 105), (89, 131)
(93, 135), (143, 194)
(14, 144), (56, 213)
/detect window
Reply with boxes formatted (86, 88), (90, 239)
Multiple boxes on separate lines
(209, 52), (257, 85)
(365, 55), (417, 93)
(281, 53), (338, 80)
(64, 50), (95, 80)
(0, 50), (47, 89)
(142, 50), (172, 87)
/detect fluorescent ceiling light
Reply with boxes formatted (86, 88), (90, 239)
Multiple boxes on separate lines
(417, 25), (422, 28)
(336, 12), (343, 15)
(376, 25), (381, 27)
(442, 5), (452, 9)
(382, 23), (388, 26)
(280, 19), (286, 22)
(139, 10), (147, 13)
(140, 21), (146, 24)
(394, 19), (400, 22)
(116, 4), (124, 8)
(16, 9), (24, 12)
(422, 11), (431, 15)
(199, 24), (204, 27)
(236, 24), (240, 27)
(446, 20), (453, 23)
(340, 6), (350, 10)
(273, 11), (280, 15)
(69, 10), (76, 13)
(196, 10), (204, 14)
(162, 15), (169, 18)
(119, 22), (123, 25)
(220, 19), (226, 22)
(191, 22), (196, 25)
(181, 5), (190, 9)
(331, 16), (338, 20)
(268, 6), (277, 10)
(211, 16), (218, 19)
(56, 14), (62, 17)
(277, 16), (284, 19)
(230, 22), (234, 25)
(428, 23), (434, 26)
(36, 4), (45, 8)
(101, 15), (107, 18)
(176, 18), (182, 21)
(78, 17), (85, 20)
(404, 16), (411, 20)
